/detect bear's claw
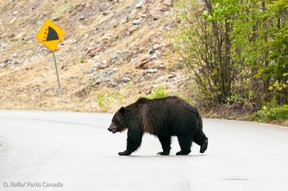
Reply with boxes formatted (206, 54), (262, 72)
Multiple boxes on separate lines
(157, 151), (170, 156)
(118, 150), (132, 156)
(176, 150), (191, 155)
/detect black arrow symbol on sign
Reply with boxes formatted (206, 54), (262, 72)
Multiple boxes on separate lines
(46, 26), (59, 41)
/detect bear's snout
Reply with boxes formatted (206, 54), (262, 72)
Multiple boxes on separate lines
(108, 123), (117, 134)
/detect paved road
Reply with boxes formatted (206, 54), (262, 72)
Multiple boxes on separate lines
(0, 110), (287, 191)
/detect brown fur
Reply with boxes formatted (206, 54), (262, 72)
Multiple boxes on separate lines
(108, 96), (208, 156)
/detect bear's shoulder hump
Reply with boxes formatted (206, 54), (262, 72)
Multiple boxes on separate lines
(136, 97), (149, 104)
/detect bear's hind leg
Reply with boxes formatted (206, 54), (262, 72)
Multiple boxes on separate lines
(176, 136), (192, 155)
(194, 131), (208, 153)
(200, 139), (208, 153)
(157, 135), (171, 155)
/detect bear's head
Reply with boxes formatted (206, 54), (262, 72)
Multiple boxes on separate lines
(108, 107), (128, 134)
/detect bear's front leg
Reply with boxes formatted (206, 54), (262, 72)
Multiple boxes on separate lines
(119, 129), (143, 156)
(157, 135), (171, 155)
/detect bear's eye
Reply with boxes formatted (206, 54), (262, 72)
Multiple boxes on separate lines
(112, 119), (118, 124)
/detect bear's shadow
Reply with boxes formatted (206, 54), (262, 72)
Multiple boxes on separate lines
(127, 154), (207, 158)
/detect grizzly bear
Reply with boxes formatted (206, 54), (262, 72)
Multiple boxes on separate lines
(108, 96), (208, 156)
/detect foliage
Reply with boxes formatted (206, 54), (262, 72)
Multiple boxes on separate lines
(251, 105), (288, 122)
(173, 0), (288, 109)
(80, 56), (85, 64)
(146, 87), (168, 99)
(96, 93), (106, 111)
(93, 81), (138, 112)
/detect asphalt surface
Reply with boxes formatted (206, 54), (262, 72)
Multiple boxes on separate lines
(0, 110), (288, 191)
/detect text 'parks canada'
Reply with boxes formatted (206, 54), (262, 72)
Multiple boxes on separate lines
(3, 181), (63, 188)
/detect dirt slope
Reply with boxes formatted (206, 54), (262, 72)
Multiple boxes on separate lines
(0, 0), (188, 112)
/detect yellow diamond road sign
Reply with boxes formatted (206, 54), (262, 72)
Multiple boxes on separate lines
(36, 20), (65, 51)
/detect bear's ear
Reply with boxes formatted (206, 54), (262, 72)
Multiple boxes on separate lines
(119, 107), (126, 115)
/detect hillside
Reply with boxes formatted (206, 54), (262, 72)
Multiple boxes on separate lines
(0, 0), (189, 112)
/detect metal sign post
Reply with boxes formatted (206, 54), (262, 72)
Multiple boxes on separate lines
(52, 51), (63, 97)
(36, 19), (65, 98)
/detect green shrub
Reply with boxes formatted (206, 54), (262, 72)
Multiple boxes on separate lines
(252, 105), (288, 122)
(146, 87), (168, 99)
